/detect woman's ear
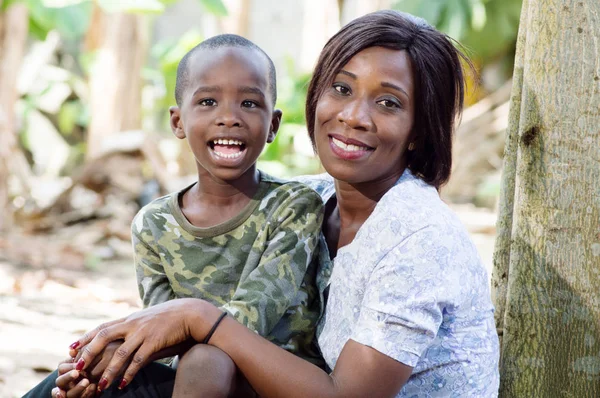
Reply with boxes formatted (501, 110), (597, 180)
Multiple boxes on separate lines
(267, 109), (283, 143)
(169, 106), (185, 139)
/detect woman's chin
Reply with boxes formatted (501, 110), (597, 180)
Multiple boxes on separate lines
(323, 164), (368, 185)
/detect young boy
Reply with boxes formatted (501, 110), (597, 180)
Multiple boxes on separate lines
(32, 34), (325, 397)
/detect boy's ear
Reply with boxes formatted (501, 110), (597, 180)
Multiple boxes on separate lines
(169, 106), (185, 139)
(267, 109), (283, 143)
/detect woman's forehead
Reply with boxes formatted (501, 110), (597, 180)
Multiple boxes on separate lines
(338, 47), (413, 87)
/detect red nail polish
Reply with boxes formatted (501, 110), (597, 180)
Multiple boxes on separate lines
(69, 341), (80, 350)
(98, 378), (108, 392)
(75, 358), (85, 371)
(118, 378), (127, 390)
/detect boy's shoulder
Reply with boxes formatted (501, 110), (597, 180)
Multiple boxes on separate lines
(131, 191), (178, 233)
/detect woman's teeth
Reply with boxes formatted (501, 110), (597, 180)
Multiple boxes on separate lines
(332, 137), (369, 152)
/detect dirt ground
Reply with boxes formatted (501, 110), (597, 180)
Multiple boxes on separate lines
(0, 204), (497, 397)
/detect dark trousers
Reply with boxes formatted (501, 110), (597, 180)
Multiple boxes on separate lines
(22, 362), (176, 398)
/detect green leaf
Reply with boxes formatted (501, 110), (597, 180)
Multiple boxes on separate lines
(392, 0), (444, 26)
(97, 0), (165, 14)
(25, 0), (92, 40)
(197, 0), (227, 17)
(58, 101), (80, 135)
(2, 0), (24, 12)
(53, 2), (93, 40)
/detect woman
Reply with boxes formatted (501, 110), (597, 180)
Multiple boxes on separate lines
(47, 9), (499, 397)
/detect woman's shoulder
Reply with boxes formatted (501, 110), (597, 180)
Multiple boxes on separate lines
(289, 173), (336, 202)
(361, 172), (482, 275)
(375, 171), (464, 237)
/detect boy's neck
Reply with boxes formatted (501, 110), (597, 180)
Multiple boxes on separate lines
(194, 166), (261, 200)
(180, 167), (261, 228)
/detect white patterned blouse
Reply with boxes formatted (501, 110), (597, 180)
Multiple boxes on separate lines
(296, 170), (500, 397)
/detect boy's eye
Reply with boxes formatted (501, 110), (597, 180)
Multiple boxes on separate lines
(377, 98), (401, 109)
(241, 100), (258, 108)
(333, 83), (351, 95)
(199, 99), (217, 106)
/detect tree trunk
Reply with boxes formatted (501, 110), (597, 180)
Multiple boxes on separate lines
(492, 0), (600, 396)
(0, 2), (28, 232)
(86, 8), (148, 160)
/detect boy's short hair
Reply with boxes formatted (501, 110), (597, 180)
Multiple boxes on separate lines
(175, 34), (277, 107)
(305, 10), (471, 189)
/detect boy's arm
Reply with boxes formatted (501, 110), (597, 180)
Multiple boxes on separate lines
(132, 214), (176, 307)
(222, 188), (324, 336)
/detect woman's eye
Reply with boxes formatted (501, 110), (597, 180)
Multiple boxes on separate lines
(199, 99), (216, 106)
(377, 99), (401, 109)
(241, 100), (258, 108)
(333, 84), (351, 95)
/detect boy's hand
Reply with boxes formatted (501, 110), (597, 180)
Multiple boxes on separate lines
(68, 340), (125, 392)
(52, 360), (94, 398)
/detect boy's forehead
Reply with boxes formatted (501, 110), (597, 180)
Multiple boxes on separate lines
(187, 46), (270, 87)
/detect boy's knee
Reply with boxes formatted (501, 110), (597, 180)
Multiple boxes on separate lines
(175, 344), (237, 397)
(180, 344), (236, 375)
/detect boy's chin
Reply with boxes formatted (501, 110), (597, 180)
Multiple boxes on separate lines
(204, 166), (259, 184)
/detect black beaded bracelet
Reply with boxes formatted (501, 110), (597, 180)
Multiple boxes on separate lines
(202, 311), (228, 344)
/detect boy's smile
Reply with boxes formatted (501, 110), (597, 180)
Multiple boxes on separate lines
(170, 46), (281, 184)
(210, 138), (246, 160)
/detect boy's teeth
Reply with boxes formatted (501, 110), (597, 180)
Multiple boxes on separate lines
(214, 151), (243, 159)
(332, 137), (369, 152)
(214, 139), (243, 145)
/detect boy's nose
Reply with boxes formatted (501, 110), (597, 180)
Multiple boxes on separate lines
(215, 107), (243, 128)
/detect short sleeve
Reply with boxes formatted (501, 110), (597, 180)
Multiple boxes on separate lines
(132, 209), (176, 307)
(221, 185), (324, 335)
(351, 226), (454, 367)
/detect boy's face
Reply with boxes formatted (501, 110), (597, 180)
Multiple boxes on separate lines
(170, 47), (281, 182)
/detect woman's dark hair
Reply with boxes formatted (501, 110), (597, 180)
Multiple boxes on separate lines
(306, 10), (471, 189)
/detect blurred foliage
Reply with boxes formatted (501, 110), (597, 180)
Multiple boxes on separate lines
(393, 0), (521, 62)
(10, 0), (516, 181)
(258, 58), (320, 177)
(146, 29), (204, 129)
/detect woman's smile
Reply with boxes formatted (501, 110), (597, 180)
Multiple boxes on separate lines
(328, 134), (374, 160)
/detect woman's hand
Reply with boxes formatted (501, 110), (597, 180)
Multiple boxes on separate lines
(68, 298), (220, 392)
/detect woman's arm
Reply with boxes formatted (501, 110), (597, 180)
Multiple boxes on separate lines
(208, 306), (413, 398)
(71, 299), (412, 396)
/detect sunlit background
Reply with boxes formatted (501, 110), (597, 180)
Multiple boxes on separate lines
(0, 0), (521, 395)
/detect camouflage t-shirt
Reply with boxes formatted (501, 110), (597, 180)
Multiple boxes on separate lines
(132, 172), (325, 365)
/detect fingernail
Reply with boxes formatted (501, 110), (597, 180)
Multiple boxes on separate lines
(98, 377), (108, 392)
(118, 378), (128, 390)
(75, 358), (85, 371)
(69, 341), (80, 350)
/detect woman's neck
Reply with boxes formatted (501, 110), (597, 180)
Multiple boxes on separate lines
(332, 175), (400, 249)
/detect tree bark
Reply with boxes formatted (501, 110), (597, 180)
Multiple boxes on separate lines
(493, 0), (600, 396)
(86, 8), (148, 160)
(0, 2), (28, 232)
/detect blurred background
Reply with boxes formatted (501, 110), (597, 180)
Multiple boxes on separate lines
(0, 0), (521, 395)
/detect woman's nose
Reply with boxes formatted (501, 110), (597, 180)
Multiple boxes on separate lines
(338, 98), (373, 131)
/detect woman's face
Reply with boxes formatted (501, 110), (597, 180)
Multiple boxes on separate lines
(314, 46), (415, 186)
